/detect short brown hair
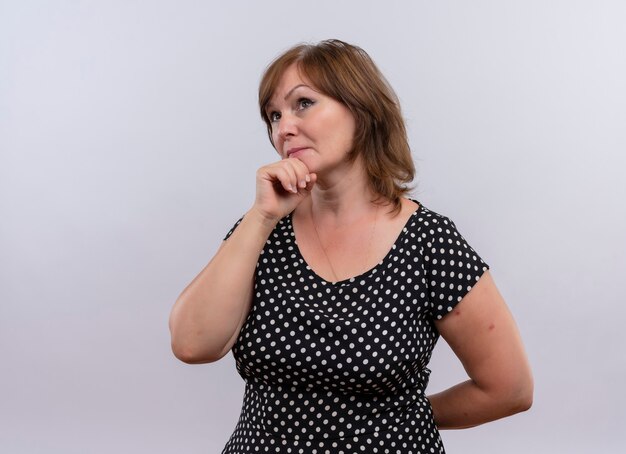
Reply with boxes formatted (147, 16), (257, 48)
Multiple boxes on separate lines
(258, 39), (415, 216)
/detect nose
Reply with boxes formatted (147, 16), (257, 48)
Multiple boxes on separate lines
(275, 112), (298, 145)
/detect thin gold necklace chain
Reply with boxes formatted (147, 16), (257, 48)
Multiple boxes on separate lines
(310, 201), (380, 283)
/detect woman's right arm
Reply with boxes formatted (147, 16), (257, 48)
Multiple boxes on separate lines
(168, 207), (278, 364)
(168, 157), (316, 364)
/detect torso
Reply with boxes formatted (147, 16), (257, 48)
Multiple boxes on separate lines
(221, 198), (488, 452)
(292, 197), (420, 283)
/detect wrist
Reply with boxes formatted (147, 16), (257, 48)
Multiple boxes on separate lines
(246, 206), (281, 231)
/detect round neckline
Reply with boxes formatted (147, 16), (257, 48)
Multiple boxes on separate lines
(289, 198), (423, 286)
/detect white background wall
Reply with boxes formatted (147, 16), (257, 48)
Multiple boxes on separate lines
(1, 1), (625, 452)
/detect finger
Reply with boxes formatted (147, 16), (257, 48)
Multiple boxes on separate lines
(303, 172), (317, 191)
(276, 164), (298, 194)
(286, 159), (311, 189)
(281, 160), (306, 192)
(262, 165), (292, 194)
(289, 156), (311, 176)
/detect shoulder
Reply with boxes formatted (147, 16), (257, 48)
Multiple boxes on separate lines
(403, 199), (458, 242)
(404, 200), (487, 269)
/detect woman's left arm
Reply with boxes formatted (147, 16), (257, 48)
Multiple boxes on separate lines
(428, 270), (533, 429)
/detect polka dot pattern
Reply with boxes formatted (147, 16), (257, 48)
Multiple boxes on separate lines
(220, 200), (488, 453)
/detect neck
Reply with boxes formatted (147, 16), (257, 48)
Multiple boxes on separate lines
(308, 157), (380, 227)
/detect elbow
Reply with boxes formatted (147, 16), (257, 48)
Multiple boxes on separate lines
(170, 339), (197, 364)
(502, 372), (534, 415)
(515, 380), (534, 413)
(509, 388), (533, 414)
(169, 311), (222, 364)
(169, 324), (225, 364)
(517, 368), (534, 412)
(478, 370), (533, 418)
(168, 307), (236, 364)
(170, 340), (223, 364)
(170, 342), (196, 364)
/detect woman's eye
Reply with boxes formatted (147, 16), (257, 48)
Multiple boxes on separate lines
(269, 111), (281, 122)
(297, 98), (314, 110)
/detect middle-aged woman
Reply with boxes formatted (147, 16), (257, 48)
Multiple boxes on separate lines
(169, 39), (533, 453)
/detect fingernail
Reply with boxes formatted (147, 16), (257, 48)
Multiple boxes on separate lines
(305, 175), (311, 182)
(299, 180), (306, 188)
(288, 184), (294, 192)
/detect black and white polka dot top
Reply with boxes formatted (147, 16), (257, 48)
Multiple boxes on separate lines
(220, 199), (489, 453)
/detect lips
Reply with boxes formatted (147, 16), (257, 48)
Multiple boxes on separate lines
(286, 147), (308, 157)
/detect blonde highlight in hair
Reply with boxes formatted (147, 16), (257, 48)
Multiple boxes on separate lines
(259, 39), (416, 216)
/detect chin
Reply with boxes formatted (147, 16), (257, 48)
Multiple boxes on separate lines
(290, 155), (314, 170)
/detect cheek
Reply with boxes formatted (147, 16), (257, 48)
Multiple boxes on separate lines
(319, 111), (353, 140)
(332, 115), (356, 148)
(271, 129), (280, 148)
(344, 118), (356, 142)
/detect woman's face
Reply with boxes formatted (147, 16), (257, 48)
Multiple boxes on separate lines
(265, 64), (356, 174)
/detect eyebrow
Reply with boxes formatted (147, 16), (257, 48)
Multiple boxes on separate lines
(266, 84), (311, 112)
(283, 84), (309, 101)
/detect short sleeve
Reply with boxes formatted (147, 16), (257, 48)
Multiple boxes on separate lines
(223, 215), (244, 241)
(423, 216), (489, 320)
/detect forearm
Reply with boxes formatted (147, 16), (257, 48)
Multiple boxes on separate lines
(428, 378), (533, 430)
(169, 207), (278, 363)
